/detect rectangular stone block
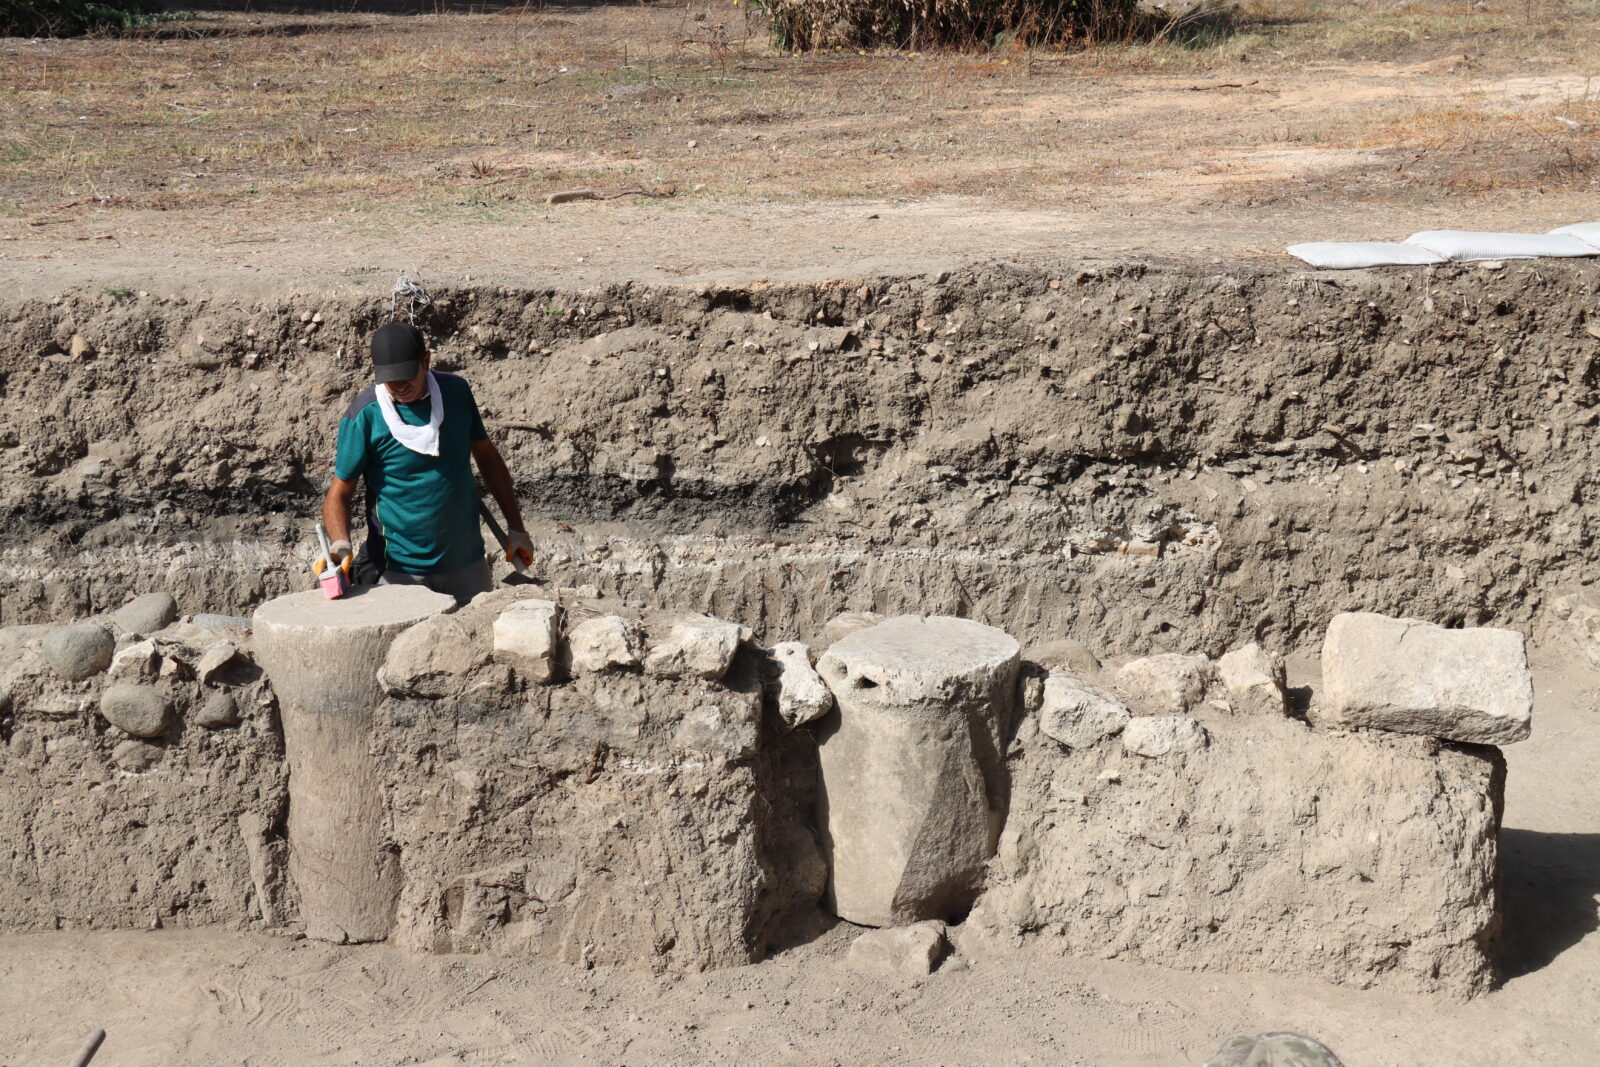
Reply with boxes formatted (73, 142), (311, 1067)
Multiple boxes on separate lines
(1319, 611), (1532, 745)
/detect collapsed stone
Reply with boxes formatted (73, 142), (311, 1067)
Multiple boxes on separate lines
(379, 613), (487, 698)
(771, 641), (832, 728)
(815, 610), (884, 651)
(1216, 643), (1287, 717)
(107, 639), (160, 684)
(112, 739), (163, 772)
(1025, 637), (1102, 676)
(99, 683), (172, 738)
(644, 613), (743, 680)
(567, 614), (642, 674)
(492, 599), (560, 683)
(41, 624), (114, 680)
(816, 615), (1019, 927)
(1115, 653), (1214, 715)
(112, 592), (178, 635)
(1319, 612), (1532, 745)
(847, 921), (947, 977)
(1122, 716), (1209, 757)
(194, 691), (240, 729)
(1038, 673), (1130, 749)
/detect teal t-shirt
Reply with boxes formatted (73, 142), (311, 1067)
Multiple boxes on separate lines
(333, 372), (489, 574)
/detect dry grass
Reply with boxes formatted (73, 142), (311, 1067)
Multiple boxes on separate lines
(0, 0), (1597, 223)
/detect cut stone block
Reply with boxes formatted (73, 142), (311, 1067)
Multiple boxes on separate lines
(492, 599), (560, 683)
(847, 921), (947, 977)
(816, 614), (1020, 926)
(113, 592), (178, 635)
(644, 613), (742, 680)
(672, 701), (759, 761)
(254, 585), (455, 944)
(1116, 653), (1214, 714)
(567, 615), (642, 674)
(1319, 612), (1532, 745)
(1123, 716), (1209, 757)
(41, 624), (114, 680)
(1039, 673), (1130, 749)
(772, 641), (832, 728)
(1216, 643), (1287, 717)
(99, 684), (172, 738)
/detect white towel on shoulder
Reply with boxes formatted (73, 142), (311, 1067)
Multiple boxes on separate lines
(375, 372), (443, 456)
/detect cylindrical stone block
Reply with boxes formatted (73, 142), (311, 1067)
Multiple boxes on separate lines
(815, 615), (1020, 927)
(253, 586), (455, 943)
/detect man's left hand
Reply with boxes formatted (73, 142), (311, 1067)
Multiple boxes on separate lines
(505, 530), (534, 572)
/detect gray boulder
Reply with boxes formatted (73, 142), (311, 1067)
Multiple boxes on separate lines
(1319, 612), (1532, 745)
(41, 624), (115, 680)
(100, 684), (172, 738)
(113, 592), (178, 635)
(190, 613), (252, 632)
(194, 691), (240, 728)
(816, 615), (1019, 926)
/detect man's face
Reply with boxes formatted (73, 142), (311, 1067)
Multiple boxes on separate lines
(384, 354), (430, 403)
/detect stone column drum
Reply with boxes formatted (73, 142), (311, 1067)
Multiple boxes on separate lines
(254, 586), (454, 943)
(815, 615), (1020, 927)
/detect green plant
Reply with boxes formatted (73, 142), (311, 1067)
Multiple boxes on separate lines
(3, 0), (169, 37)
(100, 285), (134, 299)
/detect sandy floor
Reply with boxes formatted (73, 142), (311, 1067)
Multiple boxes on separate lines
(3, 653), (1596, 1067)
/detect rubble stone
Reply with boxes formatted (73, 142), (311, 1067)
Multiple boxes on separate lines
(491, 599), (560, 683)
(379, 613), (487, 698)
(816, 610), (884, 651)
(847, 921), (947, 977)
(112, 739), (163, 772)
(772, 641), (833, 727)
(1123, 716), (1209, 757)
(1319, 612), (1532, 745)
(40, 624), (114, 680)
(1116, 653), (1215, 714)
(672, 700), (760, 761)
(1025, 637), (1102, 676)
(816, 615), (1019, 926)
(194, 691), (240, 729)
(196, 642), (242, 686)
(567, 615), (642, 674)
(1216, 643), (1287, 717)
(1038, 673), (1131, 749)
(644, 613), (743, 680)
(113, 593), (178, 635)
(99, 684), (172, 738)
(107, 639), (160, 684)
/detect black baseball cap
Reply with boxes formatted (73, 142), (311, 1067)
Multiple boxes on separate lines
(371, 321), (426, 383)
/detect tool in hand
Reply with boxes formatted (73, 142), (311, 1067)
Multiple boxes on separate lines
(479, 501), (532, 575)
(314, 521), (352, 599)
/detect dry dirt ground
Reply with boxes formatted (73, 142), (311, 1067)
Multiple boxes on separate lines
(3, 1), (1599, 293)
(2, 653), (1597, 1067)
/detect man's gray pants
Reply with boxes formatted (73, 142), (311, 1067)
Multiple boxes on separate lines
(378, 557), (493, 606)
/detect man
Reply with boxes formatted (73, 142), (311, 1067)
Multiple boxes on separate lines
(321, 320), (533, 605)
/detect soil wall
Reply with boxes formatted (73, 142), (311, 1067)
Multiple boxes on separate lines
(3, 259), (1597, 653)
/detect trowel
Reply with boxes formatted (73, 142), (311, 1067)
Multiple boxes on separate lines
(313, 521), (352, 599)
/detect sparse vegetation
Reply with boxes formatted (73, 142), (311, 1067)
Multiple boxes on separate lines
(761, 0), (1142, 51)
(3, 0), (168, 37)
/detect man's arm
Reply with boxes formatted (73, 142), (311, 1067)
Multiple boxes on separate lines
(322, 475), (357, 551)
(471, 438), (526, 532)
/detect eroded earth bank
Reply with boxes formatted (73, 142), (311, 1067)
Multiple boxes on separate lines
(4, 258), (1600, 653)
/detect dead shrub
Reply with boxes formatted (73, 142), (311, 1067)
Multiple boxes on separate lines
(761, 0), (1146, 50)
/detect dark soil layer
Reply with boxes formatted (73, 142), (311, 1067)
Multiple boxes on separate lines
(3, 258), (1597, 654)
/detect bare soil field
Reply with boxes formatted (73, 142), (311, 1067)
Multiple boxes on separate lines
(3, 0), (1599, 290)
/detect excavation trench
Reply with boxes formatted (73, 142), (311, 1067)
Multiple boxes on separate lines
(3, 257), (1598, 653)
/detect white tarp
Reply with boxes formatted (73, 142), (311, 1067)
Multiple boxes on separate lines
(1550, 223), (1600, 249)
(1405, 230), (1600, 261)
(1285, 241), (1447, 269)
